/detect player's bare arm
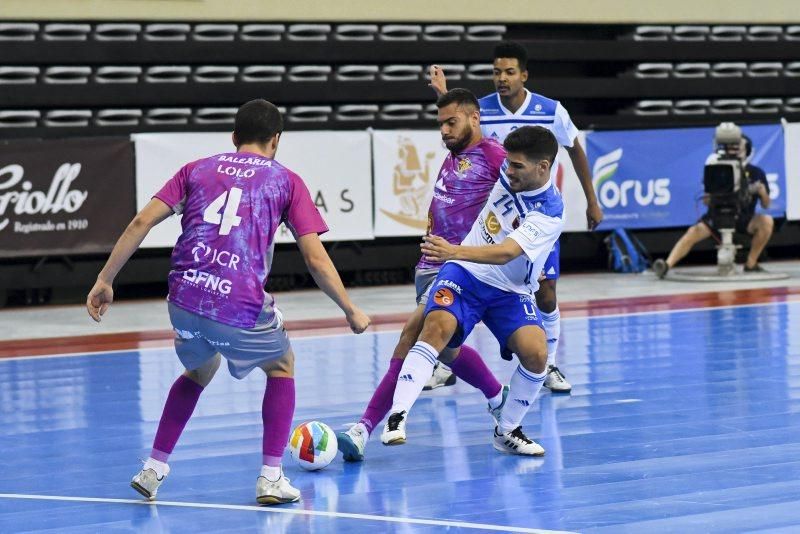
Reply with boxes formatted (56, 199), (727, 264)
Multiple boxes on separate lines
(564, 141), (603, 230)
(428, 65), (448, 97)
(296, 232), (371, 333)
(421, 234), (524, 265)
(86, 198), (174, 322)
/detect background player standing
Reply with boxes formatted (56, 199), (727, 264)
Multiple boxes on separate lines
(428, 41), (603, 393)
(86, 99), (370, 505)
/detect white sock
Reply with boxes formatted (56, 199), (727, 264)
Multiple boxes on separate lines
(541, 307), (561, 367)
(390, 341), (438, 415)
(499, 365), (546, 433)
(487, 388), (504, 410)
(144, 457), (169, 478)
(260, 464), (282, 482)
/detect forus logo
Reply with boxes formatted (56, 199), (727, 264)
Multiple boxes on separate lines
(592, 149), (670, 208)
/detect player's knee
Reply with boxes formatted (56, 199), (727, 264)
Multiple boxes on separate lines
(518, 347), (547, 374)
(419, 312), (455, 349)
(535, 281), (557, 313)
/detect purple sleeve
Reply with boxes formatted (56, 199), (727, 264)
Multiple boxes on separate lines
(285, 172), (329, 237)
(153, 161), (197, 214)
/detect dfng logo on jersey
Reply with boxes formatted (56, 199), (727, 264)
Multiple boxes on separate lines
(592, 149), (670, 208)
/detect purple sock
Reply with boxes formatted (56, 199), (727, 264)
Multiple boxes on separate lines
(151, 375), (204, 462)
(262, 376), (295, 467)
(449, 345), (502, 400)
(359, 358), (403, 434)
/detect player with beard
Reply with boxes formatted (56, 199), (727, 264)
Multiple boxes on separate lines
(337, 89), (510, 461)
(426, 41), (603, 393)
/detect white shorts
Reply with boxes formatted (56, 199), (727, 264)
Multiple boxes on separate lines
(167, 301), (290, 380)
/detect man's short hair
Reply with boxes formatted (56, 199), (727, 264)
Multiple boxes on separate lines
(435, 88), (479, 111)
(234, 99), (283, 146)
(503, 126), (558, 164)
(742, 134), (753, 157)
(493, 41), (529, 71)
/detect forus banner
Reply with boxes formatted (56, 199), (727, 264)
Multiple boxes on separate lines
(586, 124), (785, 230)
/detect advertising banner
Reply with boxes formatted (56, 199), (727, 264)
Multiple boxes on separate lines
(0, 137), (135, 258)
(134, 131), (373, 248)
(586, 124), (785, 230)
(784, 122), (800, 221)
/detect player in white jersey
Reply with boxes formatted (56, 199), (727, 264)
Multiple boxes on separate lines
(381, 126), (564, 455)
(428, 41), (603, 393)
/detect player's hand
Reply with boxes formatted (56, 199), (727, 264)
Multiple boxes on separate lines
(428, 65), (448, 97)
(586, 201), (604, 231)
(346, 307), (371, 334)
(86, 278), (114, 322)
(421, 235), (458, 262)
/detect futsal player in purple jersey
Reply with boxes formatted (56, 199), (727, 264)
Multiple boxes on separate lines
(337, 89), (510, 461)
(86, 99), (370, 505)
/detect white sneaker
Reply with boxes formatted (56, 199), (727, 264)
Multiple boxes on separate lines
(493, 426), (545, 456)
(381, 411), (407, 445)
(131, 464), (169, 501)
(544, 365), (572, 393)
(487, 385), (510, 426)
(423, 362), (457, 390)
(338, 423), (367, 462)
(256, 471), (301, 505)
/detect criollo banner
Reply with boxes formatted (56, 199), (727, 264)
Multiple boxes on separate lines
(0, 137), (135, 258)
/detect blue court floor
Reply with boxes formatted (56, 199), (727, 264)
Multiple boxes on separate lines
(2, 301), (800, 533)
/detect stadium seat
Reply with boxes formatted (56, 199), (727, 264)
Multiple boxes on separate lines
(633, 100), (673, 115)
(44, 109), (91, 127)
(240, 24), (284, 41)
(96, 109), (143, 126)
(193, 66), (239, 83)
(426, 64), (466, 80)
(0, 22), (39, 41)
(634, 63), (673, 78)
(747, 62), (783, 77)
(0, 66), (39, 84)
(380, 65), (422, 81)
(287, 65), (331, 82)
(710, 99), (747, 114)
(287, 24), (331, 41)
(335, 65), (379, 81)
(143, 24), (191, 41)
(673, 63), (710, 78)
(94, 66), (142, 84)
(423, 103), (438, 120)
(673, 99), (710, 115)
(783, 97), (800, 113)
(380, 25), (422, 41)
(0, 110), (39, 127)
(710, 26), (746, 41)
(746, 98), (782, 113)
(334, 25), (378, 41)
(240, 65), (285, 82)
(423, 25), (465, 41)
(786, 26), (800, 41)
(632, 25), (672, 41)
(43, 23), (91, 41)
(466, 64), (494, 80)
(194, 107), (237, 124)
(380, 104), (423, 120)
(466, 25), (506, 41)
(747, 26), (782, 41)
(710, 62), (747, 78)
(192, 24), (238, 41)
(145, 108), (192, 125)
(288, 106), (332, 122)
(335, 104), (379, 121)
(672, 25), (710, 40)
(784, 62), (800, 77)
(145, 66), (191, 83)
(93, 23), (141, 41)
(43, 66), (91, 84)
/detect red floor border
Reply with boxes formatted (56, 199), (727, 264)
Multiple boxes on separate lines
(3, 287), (800, 359)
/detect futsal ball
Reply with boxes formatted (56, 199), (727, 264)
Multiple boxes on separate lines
(289, 421), (338, 471)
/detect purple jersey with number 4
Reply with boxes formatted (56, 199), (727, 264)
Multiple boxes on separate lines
(417, 138), (506, 270)
(154, 151), (328, 329)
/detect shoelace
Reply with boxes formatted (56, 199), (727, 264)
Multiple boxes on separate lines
(549, 366), (566, 380)
(387, 412), (405, 431)
(510, 426), (533, 444)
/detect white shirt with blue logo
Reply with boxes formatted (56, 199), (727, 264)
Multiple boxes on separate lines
(452, 172), (564, 295)
(479, 89), (579, 182)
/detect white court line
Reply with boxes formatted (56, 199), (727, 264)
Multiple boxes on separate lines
(0, 493), (575, 534)
(0, 299), (794, 362)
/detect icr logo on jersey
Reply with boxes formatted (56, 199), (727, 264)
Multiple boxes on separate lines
(192, 241), (240, 270)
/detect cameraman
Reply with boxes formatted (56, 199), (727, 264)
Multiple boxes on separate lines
(653, 134), (773, 277)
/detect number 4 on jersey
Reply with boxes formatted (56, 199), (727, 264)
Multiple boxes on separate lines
(203, 187), (243, 235)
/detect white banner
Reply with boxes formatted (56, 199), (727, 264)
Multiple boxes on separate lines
(784, 122), (800, 221)
(372, 130), (449, 237)
(133, 131), (373, 248)
(555, 131), (589, 232)
(373, 129), (588, 237)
